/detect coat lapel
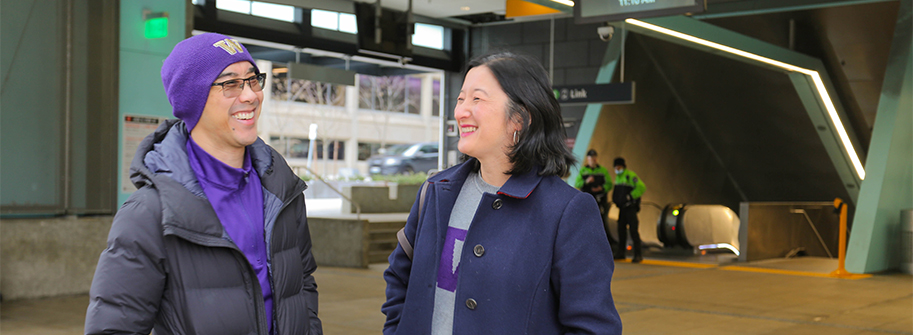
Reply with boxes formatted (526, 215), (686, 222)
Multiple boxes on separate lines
(427, 162), (473, 258)
(497, 165), (544, 199)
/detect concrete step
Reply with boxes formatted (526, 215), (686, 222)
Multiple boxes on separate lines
(369, 239), (398, 252)
(369, 230), (398, 241)
(368, 250), (393, 264)
(368, 221), (407, 231)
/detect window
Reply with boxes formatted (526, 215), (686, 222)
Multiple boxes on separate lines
(420, 144), (439, 154)
(311, 9), (338, 30)
(339, 13), (357, 34)
(406, 77), (421, 115)
(358, 74), (442, 115)
(270, 137), (345, 160)
(217, 0), (296, 23)
(252, 2), (295, 22)
(272, 71), (346, 106)
(432, 79), (441, 117)
(217, 0), (251, 14)
(311, 9), (357, 34)
(413, 23), (444, 50)
(358, 142), (384, 161)
(359, 74), (419, 114)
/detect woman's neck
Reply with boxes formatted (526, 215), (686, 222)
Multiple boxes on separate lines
(477, 154), (513, 188)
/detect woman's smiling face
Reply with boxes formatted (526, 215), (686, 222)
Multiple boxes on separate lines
(454, 65), (518, 162)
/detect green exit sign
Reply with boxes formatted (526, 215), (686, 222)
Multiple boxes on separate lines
(144, 17), (168, 39)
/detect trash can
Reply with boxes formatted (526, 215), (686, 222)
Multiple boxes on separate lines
(902, 209), (913, 275)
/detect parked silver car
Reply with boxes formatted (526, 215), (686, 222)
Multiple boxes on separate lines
(368, 142), (439, 175)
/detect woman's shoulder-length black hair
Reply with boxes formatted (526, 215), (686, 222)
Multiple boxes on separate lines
(462, 51), (577, 177)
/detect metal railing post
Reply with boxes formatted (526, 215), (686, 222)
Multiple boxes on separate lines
(299, 165), (361, 221)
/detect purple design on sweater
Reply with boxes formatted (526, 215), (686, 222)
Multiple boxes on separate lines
(437, 227), (468, 292)
(186, 138), (272, 331)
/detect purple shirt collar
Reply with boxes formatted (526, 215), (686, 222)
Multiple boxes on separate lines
(186, 137), (253, 189)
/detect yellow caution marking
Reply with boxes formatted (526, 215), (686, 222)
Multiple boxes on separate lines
(721, 265), (873, 280)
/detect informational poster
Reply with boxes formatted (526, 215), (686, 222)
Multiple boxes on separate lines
(121, 115), (166, 193)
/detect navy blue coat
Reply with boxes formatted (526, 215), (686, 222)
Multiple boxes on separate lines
(382, 160), (622, 334)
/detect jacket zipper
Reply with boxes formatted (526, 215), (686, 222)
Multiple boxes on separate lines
(264, 180), (307, 334)
(162, 180), (307, 334)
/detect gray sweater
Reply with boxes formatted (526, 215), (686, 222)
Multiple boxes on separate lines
(432, 172), (500, 335)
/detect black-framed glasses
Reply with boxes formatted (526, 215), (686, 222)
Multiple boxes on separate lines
(211, 73), (267, 98)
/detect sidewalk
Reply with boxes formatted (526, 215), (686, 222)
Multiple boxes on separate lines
(2, 257), (910, 334)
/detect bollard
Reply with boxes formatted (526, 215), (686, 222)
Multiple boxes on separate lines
(830, 198), (850, 277)
(829, 198), (872, 279)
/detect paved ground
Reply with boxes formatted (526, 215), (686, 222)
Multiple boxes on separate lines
(2, 256), (910, 334)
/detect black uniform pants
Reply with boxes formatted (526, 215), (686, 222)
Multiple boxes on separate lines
(616, 206), (642, 258)
(590, 192), (614, 245)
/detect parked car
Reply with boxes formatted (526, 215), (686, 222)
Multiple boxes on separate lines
(368, 142), (439, 175)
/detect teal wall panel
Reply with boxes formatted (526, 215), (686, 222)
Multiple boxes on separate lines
(117, 0), (186, 205)
(847, 0), (913, 273)
(1, 0), (64, 209)
(567, 30), (626, 185)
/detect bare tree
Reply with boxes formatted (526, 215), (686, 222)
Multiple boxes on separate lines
(358, 75), (413, 151)
(271, 74), (348, 175)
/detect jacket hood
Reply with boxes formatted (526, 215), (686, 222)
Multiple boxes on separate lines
(129, 119), (278, 196)
(129, 119), (306, 239)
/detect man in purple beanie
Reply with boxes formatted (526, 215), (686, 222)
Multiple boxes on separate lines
(85, 33), (322, 335)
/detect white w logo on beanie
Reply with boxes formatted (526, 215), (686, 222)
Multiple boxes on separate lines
(212, 38), (245, 55)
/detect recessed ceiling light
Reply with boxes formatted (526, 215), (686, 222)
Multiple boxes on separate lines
(461, 6), (470, 11)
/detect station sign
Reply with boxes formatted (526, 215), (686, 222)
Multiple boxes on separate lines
(552, 82), (635, 105)
(574, 0), (706, 24)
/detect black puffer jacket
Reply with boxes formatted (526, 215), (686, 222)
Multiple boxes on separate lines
(85, 120), (322, 335)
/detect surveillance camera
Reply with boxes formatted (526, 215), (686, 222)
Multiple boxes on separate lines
(597, 25), (614, 42)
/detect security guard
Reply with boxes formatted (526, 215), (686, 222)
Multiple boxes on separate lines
(612, 157), (646, 263)
(575, 149), (613, 243)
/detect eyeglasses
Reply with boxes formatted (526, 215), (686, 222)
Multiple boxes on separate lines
(211, 73), (267, 98)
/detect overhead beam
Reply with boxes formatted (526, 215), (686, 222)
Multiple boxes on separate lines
(695, 0), (897, 19)
(622, 16), (866, 202)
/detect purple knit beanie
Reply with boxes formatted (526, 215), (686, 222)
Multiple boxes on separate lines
(161, 33), (259, 132)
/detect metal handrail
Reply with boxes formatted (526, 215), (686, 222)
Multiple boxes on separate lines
(789, 208), (834, 258)
(297, 165), (361, 221)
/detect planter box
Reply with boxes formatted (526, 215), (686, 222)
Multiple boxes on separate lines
(307, 217), (369, 268)
(342, 184), (421, 214)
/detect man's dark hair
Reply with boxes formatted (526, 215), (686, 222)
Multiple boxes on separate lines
(461, 51), (576, 177)
(613, 157), (626, 168)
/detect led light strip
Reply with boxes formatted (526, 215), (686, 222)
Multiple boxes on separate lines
(551, 0), (575, 6)
(625, 18), (865, 180)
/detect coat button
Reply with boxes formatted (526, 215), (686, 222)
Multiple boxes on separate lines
(473, 244), (485, 257)
(466, 298), (478, 310)
(492, 199), (503, 210)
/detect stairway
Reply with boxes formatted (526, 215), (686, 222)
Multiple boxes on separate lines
(367, 220), (407, 264)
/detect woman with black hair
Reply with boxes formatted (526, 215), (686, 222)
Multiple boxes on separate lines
(382, 52), (622, 334)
